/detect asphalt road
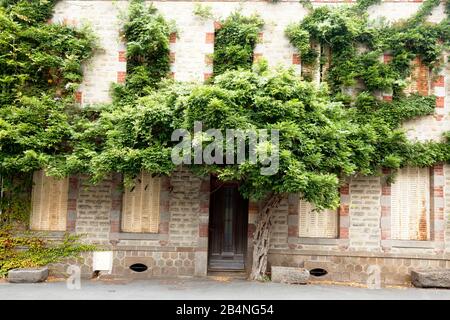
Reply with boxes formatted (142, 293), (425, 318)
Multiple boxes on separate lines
(1, 277), (450, 300)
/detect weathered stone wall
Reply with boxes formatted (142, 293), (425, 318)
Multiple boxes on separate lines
(268, 252), (450, 286)
(268, 165), (450, 286)
(42, 1), (450, 285)
(48, 167), (208, 279)
(75, 176), (112, 245)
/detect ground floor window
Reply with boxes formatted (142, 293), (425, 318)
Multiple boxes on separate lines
(298, 199), (338, 238)
(30, 170), (68, 231)
(121, 172), (161, 233)
(391, 167), (431, 241)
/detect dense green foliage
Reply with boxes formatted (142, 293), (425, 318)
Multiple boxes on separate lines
(1, 0), (449, 215)
(0, 227), (96, 277)
(112, 0), (173, 101)
(284, 0), (450, 178)
(287, 0), (448, 94)
(0, 0), (96, 175)
(213, 11), (264, 76)
(0, 0), (96, 274)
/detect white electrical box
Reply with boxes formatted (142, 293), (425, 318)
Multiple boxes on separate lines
(92, 251), (113, 273)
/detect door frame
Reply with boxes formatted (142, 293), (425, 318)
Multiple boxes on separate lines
(207, 176), (249, 271)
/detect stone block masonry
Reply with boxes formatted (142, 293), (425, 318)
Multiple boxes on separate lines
(75, 176), (112, 245)
(55, 167), (209, 279)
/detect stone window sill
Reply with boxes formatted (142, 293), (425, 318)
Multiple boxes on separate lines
(26, 230), (68, 240)
(115, 232), (169, 241)
(289, 237), (342, 245)
(381, 239), (436, 249)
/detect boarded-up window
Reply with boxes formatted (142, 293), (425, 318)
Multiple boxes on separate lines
(301, 43), (331, 84)
(298, 199), (338, 238)
(404, 57), (429, 96)
(30, 170), (68, 231)
(121, 172), (160, 233)
(391, 167), (430, 240)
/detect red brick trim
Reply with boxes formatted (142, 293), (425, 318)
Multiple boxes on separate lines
(381, 186), (391, 196)
(382, 53), (393, 102)
(383, 54), (393, 64)
(118, 51), (126, 62)
(198, 224), (208, 238)
(432, 75), (444, 88)
(205, 54), (213, 66)
(253, 53), (263, 63)
(159, 176), (171, 235)
(74, 91), (82, 104)
(339, 183), (350, 240)
(117, 71), (126, 84)
(339, 227), (349, 239)
(169, 32), (177, 44)
(340, 184), (349, 195)
(292, 53), (301, 65)
(436, 97), (444, 108)
(434, 164), (444, 176)
(431, 164), (445, 249)
(380, 172), (392, 249)
(204, 73), (213, 82)
(109, 173), (123, 234)
(248, 200), (259, 240)
(169, 52), (175, 64)
(258, 32), (263, 42)
(205, 32), (214, 44)
(66, 176), (79, 232)
(214, 21), (222, 30)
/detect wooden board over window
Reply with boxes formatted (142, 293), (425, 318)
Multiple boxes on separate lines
(30, 170), (68, 231)
(298, 199), (338, 238)
(404, 57), (430, 96)
(391, 167), (430, 241)
(121, 172), (161, 233)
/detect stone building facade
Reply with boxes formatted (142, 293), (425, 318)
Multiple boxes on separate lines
(29, 0), (450, 286)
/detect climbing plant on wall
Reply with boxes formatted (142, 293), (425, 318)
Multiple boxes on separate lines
(213, 11), (264, 76)
(112, 0), (174, 102)
(0, 0), (96, 176)
(1, 0), (449, 282)
(0, 0), (97, 275)
(286, 0), (448, 95)
(284, 0), (449, 171)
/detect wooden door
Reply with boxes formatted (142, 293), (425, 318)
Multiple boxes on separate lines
(208, 178), (248, 271)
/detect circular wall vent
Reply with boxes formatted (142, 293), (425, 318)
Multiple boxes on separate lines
(129, 263), (148, 272)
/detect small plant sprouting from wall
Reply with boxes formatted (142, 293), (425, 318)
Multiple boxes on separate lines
(213, 11), (264, 77)
(193, 3), (214, 21)
(0, 228), (96, 278)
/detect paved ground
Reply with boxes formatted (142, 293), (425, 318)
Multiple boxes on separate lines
(1, 277), (450, 300)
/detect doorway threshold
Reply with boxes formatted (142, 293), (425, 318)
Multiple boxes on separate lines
(207, 270), (248, 280)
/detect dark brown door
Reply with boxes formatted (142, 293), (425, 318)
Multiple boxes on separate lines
(208, 177), (248, 271)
